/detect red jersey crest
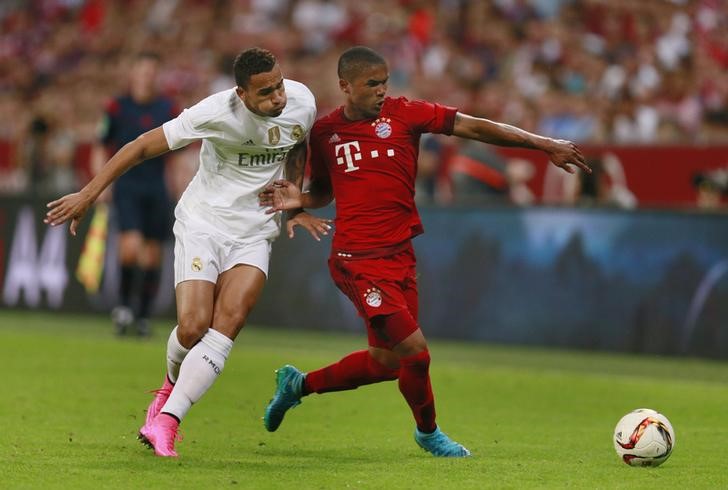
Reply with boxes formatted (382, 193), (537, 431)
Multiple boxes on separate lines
(372, 118), (392, 139)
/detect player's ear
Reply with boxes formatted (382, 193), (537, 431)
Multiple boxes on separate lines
(235, 86), (247, 101)
(339, 79), (350, 94)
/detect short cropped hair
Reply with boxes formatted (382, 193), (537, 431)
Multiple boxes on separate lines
(337, 46), (387, 81)
(234, 47), (277, 88)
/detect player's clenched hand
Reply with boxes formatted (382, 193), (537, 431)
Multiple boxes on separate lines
(286, 211), (332, 241)
(259, 179), (303, 214)
(544, 139), (591, 175)
(44, 191), (95, 236)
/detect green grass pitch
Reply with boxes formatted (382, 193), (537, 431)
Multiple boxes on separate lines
(2, 310), (727, 489)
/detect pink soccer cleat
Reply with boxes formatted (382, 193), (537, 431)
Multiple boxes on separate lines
(141, 377), (174, 433)
(138, 413), (182, 457)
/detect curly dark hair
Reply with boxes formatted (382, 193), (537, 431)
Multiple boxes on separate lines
(233, 47), (277, 88)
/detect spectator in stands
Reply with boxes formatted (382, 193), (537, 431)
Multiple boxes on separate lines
(23, 116), (50, 197)
(449, 140), (535, 206)
(693, 168), (728, 210)
(566, 152), (637, 209)
(2, 0), (728, 203)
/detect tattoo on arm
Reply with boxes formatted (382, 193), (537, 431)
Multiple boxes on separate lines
(285, 141), (308, 189)
(283, 141), (308, 218)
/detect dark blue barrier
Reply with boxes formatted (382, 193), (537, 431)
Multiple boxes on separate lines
(2, 196), (727, 358)
(257, 206), (728, 359)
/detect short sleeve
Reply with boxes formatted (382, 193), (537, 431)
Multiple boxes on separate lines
(402, 98), (457, 136)
(162, 99), (219, 150)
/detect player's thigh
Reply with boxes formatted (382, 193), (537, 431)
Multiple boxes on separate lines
(329, 256), (416, 347)
(403, 275), (419, 321)
(172, 218), (222, 287)
(175, 279), (215, 348)
(211, 264), (266, 340)
(328, 258), (407, 318)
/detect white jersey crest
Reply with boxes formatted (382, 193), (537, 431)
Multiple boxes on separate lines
(162, 79), (316, 240)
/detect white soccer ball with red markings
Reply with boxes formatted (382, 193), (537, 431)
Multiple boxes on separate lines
(613, 408), (675, 467)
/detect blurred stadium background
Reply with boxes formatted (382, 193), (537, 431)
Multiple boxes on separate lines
(1, 0), (728, 359)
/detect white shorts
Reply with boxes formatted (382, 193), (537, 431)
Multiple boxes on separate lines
(173, 218), (273, 286)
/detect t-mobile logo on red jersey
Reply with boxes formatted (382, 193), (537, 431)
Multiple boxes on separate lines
(335, 141), (395, 173)
(335, 141), (362, 173)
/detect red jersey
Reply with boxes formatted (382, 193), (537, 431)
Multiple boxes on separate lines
(309, 96), (457, 251)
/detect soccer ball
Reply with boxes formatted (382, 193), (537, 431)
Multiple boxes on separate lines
(613, 408), (675, 467)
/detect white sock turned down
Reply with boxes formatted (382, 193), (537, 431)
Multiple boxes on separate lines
(160, 328), (233, 421)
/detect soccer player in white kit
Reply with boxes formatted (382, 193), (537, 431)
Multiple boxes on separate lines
(45, 48), (326, 457)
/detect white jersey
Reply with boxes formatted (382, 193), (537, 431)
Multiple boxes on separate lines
(163, 79), (316, 241)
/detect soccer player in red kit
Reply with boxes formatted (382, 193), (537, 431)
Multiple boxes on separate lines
(260, 46), (589, 457)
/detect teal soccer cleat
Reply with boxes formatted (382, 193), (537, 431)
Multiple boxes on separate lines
(264, 365), (304, 432)
(415, 427), (471, 457)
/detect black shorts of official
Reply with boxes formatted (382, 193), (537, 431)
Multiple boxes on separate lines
(112, 184), (173, 242)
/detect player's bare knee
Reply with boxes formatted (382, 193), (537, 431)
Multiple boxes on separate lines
(176, 312), (211, 348)
(176, 326), (208, 348)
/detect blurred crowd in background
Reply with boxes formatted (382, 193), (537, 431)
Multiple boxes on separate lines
(1, 0), (727, 204)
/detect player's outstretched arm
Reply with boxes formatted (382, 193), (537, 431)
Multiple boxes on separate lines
(451, 113), (591, 175)
(45, 127), (171, 235)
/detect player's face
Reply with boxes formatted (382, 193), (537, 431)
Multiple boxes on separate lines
(237, 64), (287, 118)
(341, 63), (388, 120)
(129, 58), (159, 103)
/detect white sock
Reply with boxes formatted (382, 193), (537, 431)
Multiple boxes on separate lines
(160, 329), (233, 421)
(166, 326), (191, 384)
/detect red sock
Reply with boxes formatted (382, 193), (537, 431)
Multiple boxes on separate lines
(398, 349), (436, 433)
(304, 350), (399, 394)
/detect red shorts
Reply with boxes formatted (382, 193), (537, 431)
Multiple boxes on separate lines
(328, 242), (419, 348)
